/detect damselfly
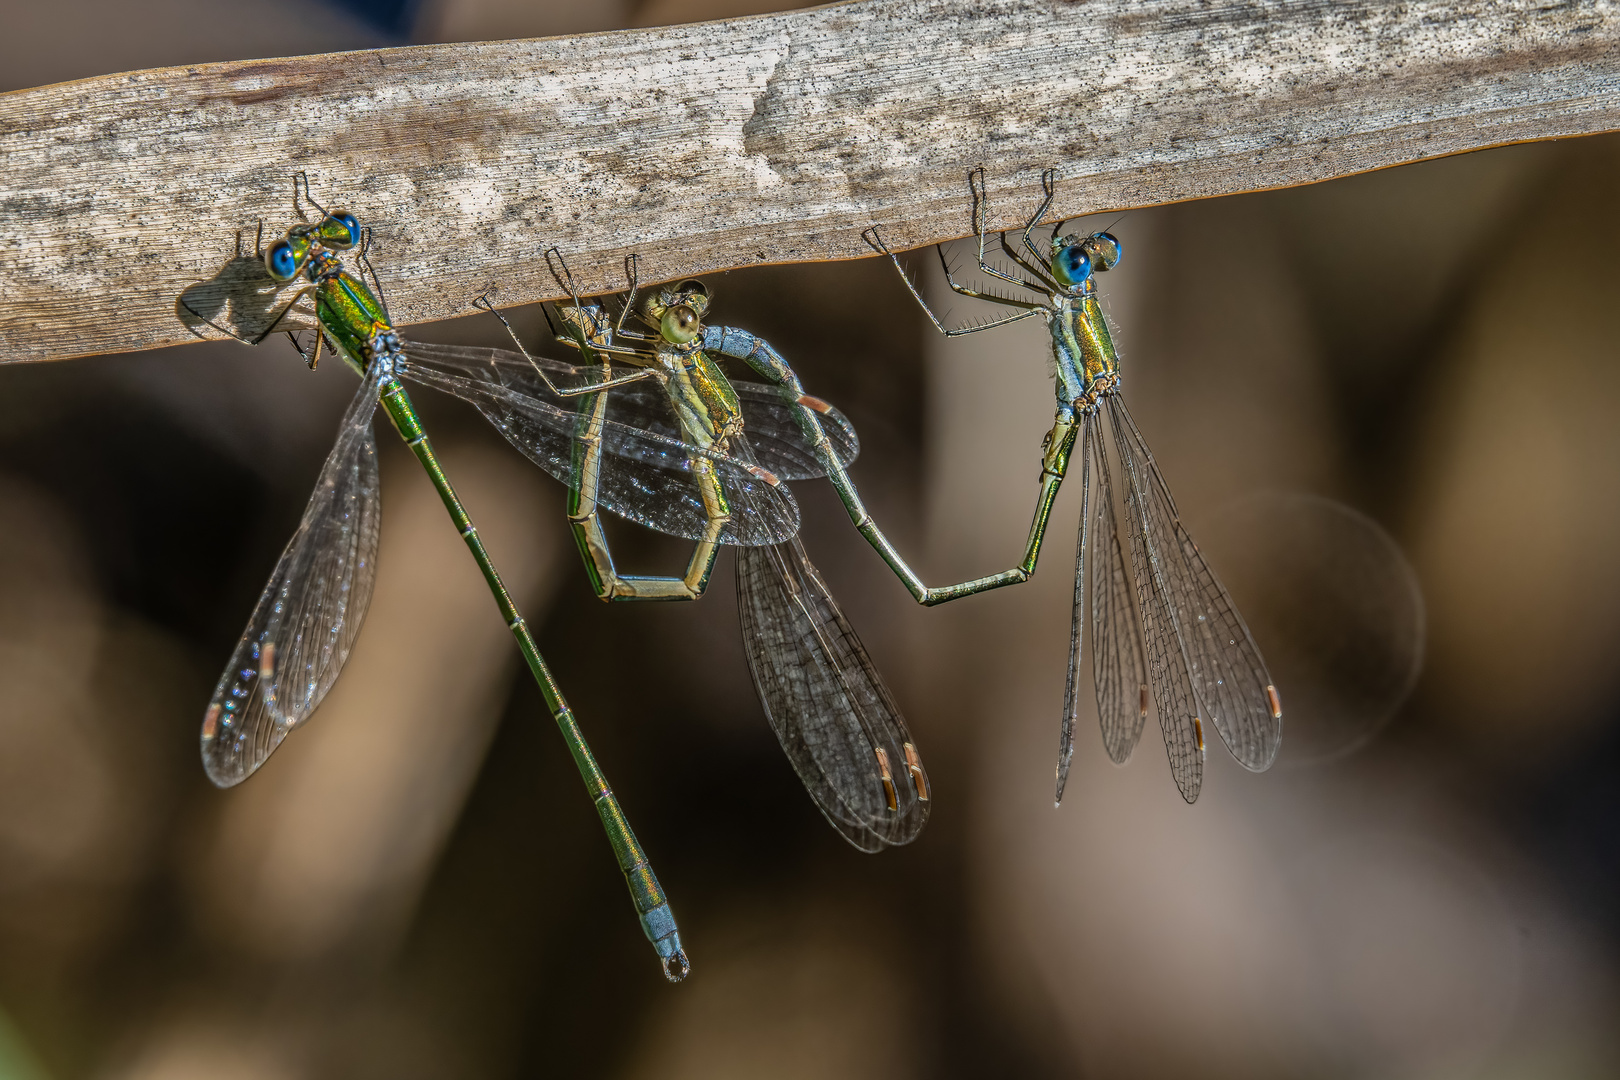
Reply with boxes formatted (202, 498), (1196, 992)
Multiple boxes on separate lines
(451, 259), (930, 852)
(184, 176), (687, 979)
(865, 169), (1282, 803)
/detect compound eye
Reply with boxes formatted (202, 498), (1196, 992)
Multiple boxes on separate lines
(266, 239), (300, 282)
(676, 279), (711, 315)
(320, 212), (360, 249)
(1087, 232), (1122, 271)
(1051, 244), (1092, 287)
(661, 304), (701, 344)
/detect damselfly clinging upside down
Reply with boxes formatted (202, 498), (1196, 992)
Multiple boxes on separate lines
(865, 168), (1282, 803)
(183, 175), (688, 979)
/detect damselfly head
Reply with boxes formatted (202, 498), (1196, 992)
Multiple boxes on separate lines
(674, 278), (711, 312)
(644, 279), (712, 344)
(1050, 231), (1123, 289)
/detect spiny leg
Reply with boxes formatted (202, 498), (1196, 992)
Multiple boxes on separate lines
(283, 327), (327, 370)
(1022, 168), (1065, 269)
(539, 252), (655, 354)
(863, 225), (1045, 338)
(935, 242), (1049, 306)
(540, 298), (656, 355)
(615, 252), (641, 338)
(181, 280), (317, 349)
(967, 166), (1057, 290)
(353, 226), (394, 321)
(475, 293), (657, 398)
(253, 285), (320, 345)
(993, 229), (1059, 291)
(540, 249), (644, 367)
(1000, 230), (1062, 293)
(545, 248), (655, 346)
(293, 170), (328, 220)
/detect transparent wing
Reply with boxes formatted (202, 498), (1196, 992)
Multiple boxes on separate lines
(1057, 415), (1092, 803)
(468, 336), (857, 478)
(201, 363), (385, 787)
(1089, 419), (1150, 766)
(399, 342), (799, 547)
(736, 539), (929, 851)
(728, 382), (859, 481)
(1056, 412), (1150, 804)
(1107, 401), (1204, 803)
(1109, 398), (1282, 772)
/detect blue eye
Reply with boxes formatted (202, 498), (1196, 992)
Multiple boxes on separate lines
(1090, 232), (1123, 271)
(266, 240), (299, 282)
(319, 212), (361, 249)
(1052, 245), (1092, 287)
(335, 213), (360, 246)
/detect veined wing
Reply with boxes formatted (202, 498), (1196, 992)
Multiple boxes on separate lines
(1109, 398), (1282, 772)
(1088, 417), (1150, 767)
(731, 434), (926, 851)
(556, 331), (861, 480)
(399, 342), (798, 547)
(1107, 401), (1205, 803)
(201, 361), (385, 787)
(563, 339), (860, 480)
(1057, 415), (1092, 804)
(407, 340), (855, 479)
(736, 537), (929, 851)
(1056, 412), (1149, 804)
(729, 382), (859, 481)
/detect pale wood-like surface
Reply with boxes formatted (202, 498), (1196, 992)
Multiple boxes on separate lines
(1, 0), (1617, 363)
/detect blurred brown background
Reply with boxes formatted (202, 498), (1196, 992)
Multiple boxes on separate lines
(2, 1), (1618, 1077)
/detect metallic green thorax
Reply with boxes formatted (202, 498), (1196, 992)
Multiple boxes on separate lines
(1052, 289), (1121, 407)
(294, 225), (686, 978)
(667, 342), (744, 449)
(311, 258), (388, 380)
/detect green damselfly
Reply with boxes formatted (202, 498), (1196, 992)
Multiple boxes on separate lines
(451, 258), (930, 852)
(865, 169), (1282, 803)
(187, 177), (688, 979)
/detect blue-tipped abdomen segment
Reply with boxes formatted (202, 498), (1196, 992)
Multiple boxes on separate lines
(594, 784), (688, 979)
(638, 897), (684, 967)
